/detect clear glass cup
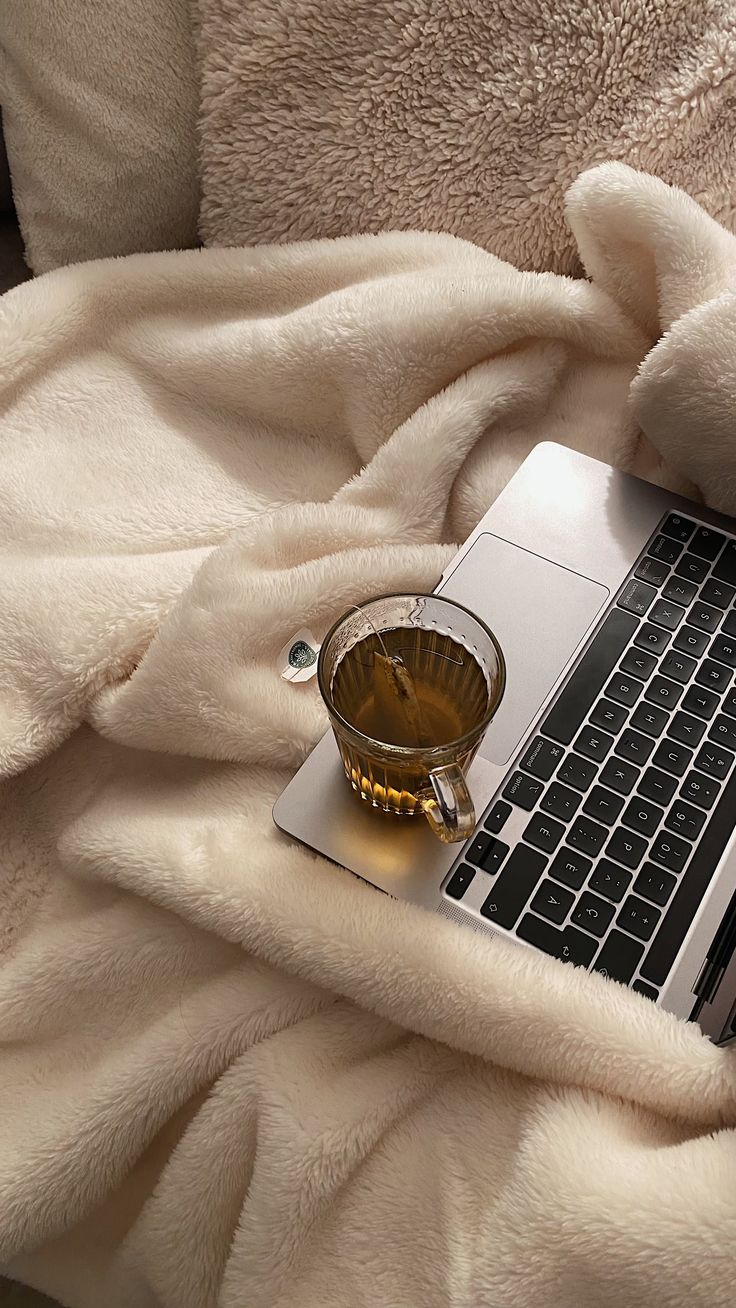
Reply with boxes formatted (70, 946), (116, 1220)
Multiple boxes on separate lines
(317, 593), (505, 842)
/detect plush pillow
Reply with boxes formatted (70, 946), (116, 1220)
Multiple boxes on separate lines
(196, 0), (736, 275)
(0, 0), (199, 272)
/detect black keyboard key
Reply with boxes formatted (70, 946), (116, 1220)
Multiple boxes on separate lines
(641, 765), (736, 985)
(665, 800), (705, 842)
(652, 738), (692, 777)
(485, 799), (512, 834)
(634, 623), (671, 655)
(615, 728), (655, 765)
(574, 725), (614, 763)
(630, 702), (669, 738)
(695, 742), (734, 781)
(530, 879), (575, 926)
(592, 930), (644, 983)
(674, 625), (709, 657)
(650, 831), (691, 873)
(632, 980), (659, 1000)
(466, 833), (494, 867)
(479, 839), (510, 875)
(644, 676), (682, 710)
(515, 914), (597, 967)
(701, 577), (735, 609)
(618, 578), (656, 617)
(621, 796), (663, 837)
(633, 865), (677, 907)
(681, 684), (719, 720)
(480, 845), (547, 928)
(711, 540), (736, 587)
(680, 769), (720, 810)
(589, 859), (631, 903)
(638, 766), (677, 804)
(650, 598), (685, 631)
(540, 782), (581, 823)
(620, 647), (657, 681)
(722, 688), (736, 719)
(675, 554), (710, 585)
(722, 610), (736, 639)
(520, 736), (565, 781)
(503, 770), (544, 810)
(659, 650), (696, 684)
(524, 813), (565, 854)
(590, 698), (628, 733)
(695, 659), (732, 693)
(556, 752), (597, 792)
(709, 634), (736, 670)
(709, 714), (736, 751)
(549, 847), (591, 891)
(568, 816), (607, 857)
(650, 534), (684, 564)
(617, 895), (661, 942)
(600, 757), (639, 795)
(689, 526), (725, 561)
(445, 864), (476, 900)
(582, 785), (624, 825)
(542, 609), (638, 746)
(572, 891), (615, 937)
(605, 673), (643, 708)
(668, 711), (706, 748)
(663, 577), (698, 607)
(660, 515), (694, 543)
(635, 556), (670, 586)
(606, 826), (647, 869)
(689, 602), (722, 633)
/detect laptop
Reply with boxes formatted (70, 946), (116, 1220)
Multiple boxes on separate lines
(274, 443), (736, 1046)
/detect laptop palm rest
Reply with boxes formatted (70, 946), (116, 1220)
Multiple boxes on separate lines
(439, 533), (608, 765)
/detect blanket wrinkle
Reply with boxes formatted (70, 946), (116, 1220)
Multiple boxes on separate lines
(2, 164), (736, 1308)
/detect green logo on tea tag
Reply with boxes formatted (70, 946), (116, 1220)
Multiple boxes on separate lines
(278, 629), (321, 682)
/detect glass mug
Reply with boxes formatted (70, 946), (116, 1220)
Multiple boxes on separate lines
(317, 594), (505, 842)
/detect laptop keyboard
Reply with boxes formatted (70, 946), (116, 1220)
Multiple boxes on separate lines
(443, 512), (736, 1000)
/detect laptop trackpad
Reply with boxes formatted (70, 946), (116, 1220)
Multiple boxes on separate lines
(439, 533), (609, 765)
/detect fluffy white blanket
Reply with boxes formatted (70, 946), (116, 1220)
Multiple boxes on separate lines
(2, 165), (736, 1308)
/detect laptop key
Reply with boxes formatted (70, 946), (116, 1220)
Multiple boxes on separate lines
(676, 554), (710, 585)
(637, 766), (677, 804)
(599, 757), (638, 796)
(665, 801), (705, 842)
(479, 839), (510, 875)
(591, 930), (644, 983)
(650, 599), (685, 631)
(649, 535), (684, 564)
(681, 684), (719, 720)
(633, 865), (677, 907)
(549, 847), (591, 890)
(659, 650), (696, 684)
(620, 647), (657, 680)
(630, 703), (668, 738)
(615, 728), (655, 765)
(542, 609), (638, 746)
(617, 895), (661, 942)
(668, 711), (706, 748)
(515, 914), (597, 967)
(635, 556), (670, 586)
(634, 623), (671, 655)
(621, 797), (663, 837)
(606, 827), (647, 869)
(589, 859), (631, 903)
(689, 601), (723, 633)
(605, 673), (644, 708)
(618, 578), (656, 617)
(632, 980), (659, 1000)
(541, 782), (581, 823)
(650, 832), (691, 874)
(689, 526), (725, 561)
(722, 688), (736, 719)
(590, 698), (628, 733)
(572, 891), (615, 937)
(694, 742), (734, 781)
(502, 770), (544, 810)
(574, 726), (614, 763)
(710, 634), (736, 669)
(556, 752), (597, 792)
(645, 676), (682, 710)
(652, 738), (692, 777)
(695, 659), (732, 693)
(466, 833), (495, 867)
(582, 785), (624, 825)
(722, 610), (736, 639)
(445, 864), (476, 900)
(480, 845), (547, 928)
(485, 799), (513, 834)
(524, 814), (565, 854)
(673, 625), (709, 657)
(530, 879), (575, 925)
(568, 816), (608, 857)
(680, 770), (720, 810)
(708, 714), (736, 751)
(520, 736), (565, 781)
(711, 540), (736, 586)
(701, 577), (735, 609)
(663, 577), (698, 606)
(660, 514), (694, 543)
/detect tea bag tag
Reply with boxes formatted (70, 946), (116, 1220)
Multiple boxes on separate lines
(278, 629), (321, 682)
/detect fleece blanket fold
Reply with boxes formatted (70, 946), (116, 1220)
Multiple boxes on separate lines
(1, 164), (736, 1308)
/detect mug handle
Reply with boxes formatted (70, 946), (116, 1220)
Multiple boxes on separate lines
(419, 763), (476, 843)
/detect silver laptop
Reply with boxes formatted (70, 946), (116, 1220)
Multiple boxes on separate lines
(274, 443), (736, 1045)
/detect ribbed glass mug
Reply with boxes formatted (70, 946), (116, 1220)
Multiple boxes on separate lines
(317, 594), (505, 843)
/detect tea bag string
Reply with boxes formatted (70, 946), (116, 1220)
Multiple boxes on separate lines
(346, 606), (463, 668)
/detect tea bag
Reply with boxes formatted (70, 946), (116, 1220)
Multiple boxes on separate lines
(372, 652), (430, 748)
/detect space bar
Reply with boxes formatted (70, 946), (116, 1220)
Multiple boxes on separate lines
(541, 608), (638, 746)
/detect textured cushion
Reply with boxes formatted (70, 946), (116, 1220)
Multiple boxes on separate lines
(0, 0), (199, 272)
(197, 0), (736, 274)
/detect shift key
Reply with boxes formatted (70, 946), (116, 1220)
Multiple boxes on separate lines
(480, 844), (548, 929)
